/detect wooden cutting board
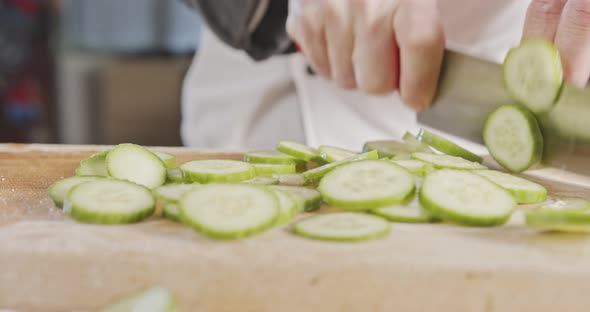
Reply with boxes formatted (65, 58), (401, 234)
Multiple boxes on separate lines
(2, 144), (590, 312)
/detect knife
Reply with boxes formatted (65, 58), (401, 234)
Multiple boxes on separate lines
(417, 50), (590, 176)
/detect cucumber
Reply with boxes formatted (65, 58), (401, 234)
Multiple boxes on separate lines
(153, 151), (176, 169)
(180, 160), (255, 183)
(99, 287), (176, 312)
(244, 150), (303, 165)
(412, 152), (487, 170)
(106, 144), (167, 189)
(473, 170), (547, 204)
(76, 151), (109, 177)
(318, 145), (358, 163)
(302, 150), (379, 183)
(65, 179), (156, 224)
(390, 159), (432, 177)
(253, 163), (296, 176)
(153, 183), (199, 203)
(270, 185), (322, 212)
(293, 212), (390, 242)
(537, 196), (590, 212)
(166, 168), (185, 183)
(402, 132), (434, 153)
(371, 195), (437, 223)
(179, 184), (279, 239)
(276, 173), (305, 186)
(277, 141), (324, 163)
(483, 105), (543, 173)
(163, 203), (181, 222)
(271, 189), (298, 225)
(526, 209), (590, 233)
(318, 160), (415, 210)
(48, 176), (102, 208)
(419, 169), (515, 226)
(503, 38), (563, 114)
(416, 129), (483, 163)
(242, 176), (279, 185)
(363, 140), (431, 159)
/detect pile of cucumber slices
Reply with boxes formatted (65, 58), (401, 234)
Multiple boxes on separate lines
(48, 39), (590, 244)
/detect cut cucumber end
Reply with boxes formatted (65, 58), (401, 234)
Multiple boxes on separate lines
(277, 141), (321, 162)
(253, 163), (296, 177)
(76, 151), (109, 177)
(473, 170), (547, 204)
(153, 151), (177, 169)
(270, 185), (322, 212)
(270, 189), (298, 225)
(318, 145), (359, 163)
(293, 212), (390, 242)
(371, 195), (436, 223)
(416, 129), (483, 163)
(106, 144), (167, 189)
(180, 160), (255, 183)
(526, 209), (590, 233)
(163, 203), (182, 223)
(48, 176), (103, 208)
(166, 168), (185, 183)
(302, 150), (379, 183)
(244, 150), (303, 165)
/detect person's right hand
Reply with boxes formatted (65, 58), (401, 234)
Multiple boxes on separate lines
(523, 0), (590, 87)
(286, 0), (445, 111)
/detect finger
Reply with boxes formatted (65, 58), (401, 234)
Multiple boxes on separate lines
(325, 3), (357, 89)
(555, 0), (590, 86)
(522, 0), (567, 41)
(394, 0), (445, 111)
(352, 1), (398, 94)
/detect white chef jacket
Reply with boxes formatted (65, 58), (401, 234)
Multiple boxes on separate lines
(181, 0), (530, 153)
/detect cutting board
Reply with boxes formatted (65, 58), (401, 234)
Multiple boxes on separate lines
(2, 144), (590, 312)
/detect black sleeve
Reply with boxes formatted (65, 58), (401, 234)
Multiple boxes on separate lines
(182, 0), (294, 61)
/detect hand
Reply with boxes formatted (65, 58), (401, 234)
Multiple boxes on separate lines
(286, 0), (445, 111)
(523, 0), (590, 87)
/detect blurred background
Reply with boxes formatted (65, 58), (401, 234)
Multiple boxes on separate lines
(0, 0), (202, 146)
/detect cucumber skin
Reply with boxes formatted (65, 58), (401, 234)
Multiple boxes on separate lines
(180, 161), (256, 184)
(483, 105), (544, 173)
(526, 210), (590, 231)
(244, 151), (303, 165)
(293, 214), (391, 242)
(417, 129), (483, 163)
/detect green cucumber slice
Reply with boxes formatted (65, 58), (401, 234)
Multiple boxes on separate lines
(537, 196), (590, 212)
(166, 168), (185, 183)
(293, 212), (390, 242)
(253, 163), (296, 176)
(526, 209), (590, 233)
(153, 151), (176, 169)
(99, 287), (176, 312)
(371, 195), (436, 223)
(244, 150), (303, 165)
(416, 129), (483, 163)
(106, 144), (167, 189)
(402, 132), (434, 153)
(180, 160), (255, 183)
(473, 170), (547, 204)
(318, 145), (358, 163)
(483, 104), (544, 173)
(48, 176), (102, 208)
(242, 176), (280, 185)
(419, 169), (515, 226)
(391, 159), (432, 177)
(153, 183), (199, 203)
(302, 150), (379, 183)
(363, 140), (431, 159)
(318, 160), (415, 210)
(412, 152), (487, 170)
(76, 151), (109, 177)
(65, 179), (156, 224)
(503, 38), (563, 114)
(271, 189), (298, 225)
(270, 185), (322, 212)
(179, 184), (279, 239)
(276, 173), (305, 186)
(277, 141), (324, 163)
(163, 203), (181, 223)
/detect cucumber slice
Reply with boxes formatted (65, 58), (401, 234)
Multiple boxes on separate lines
(363, 140), (431, 159)
(293, 212), (390, 242)
(526, 209), (590, 233)
(419, 169), (515, 226)
(244, 150), (302, 165)
(402, 132), (434, 153)
(473, 170), (547, 204)
(270, 185), (322, 212)
(277, 141), (324, 163)
(48, 176), (102, 208)
(271, 189), (298, 225)
(319, 160), (415, 210)
(76, 151), (109, 177)
(99, 287), (176, 312)
(412, 152), (487, 170)
(106, 144), (167, 189)
(483, 105), (543, 173)
(503, 38), (563, 114)
(163, 204), (181, 223)
(65, 179), (156, 224)
(179, 184), (279, 239)
(371, 195), (436, 223)
(391, 159), (432, 177)
(166, 168), (185, 183)
(276, 173), (305, 186)
(153, 183), (199, 203)
(180, 160), (255, 183)
(153, 151), (176, 169)
(416, 129), (483, 163)
(302, 150), (379, 183)
(242, 176), (279, 185)
(253, 163), (296, 177)
(318, 145), (358, 163)
(537, 196), (590, 212)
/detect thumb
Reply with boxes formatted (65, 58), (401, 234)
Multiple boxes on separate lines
(523, 0), (567, 41)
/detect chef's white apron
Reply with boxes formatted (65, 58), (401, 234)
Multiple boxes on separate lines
(181, 0), (530, 152)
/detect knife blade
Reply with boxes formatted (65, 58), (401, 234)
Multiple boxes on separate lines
(417, 50), (590, 176)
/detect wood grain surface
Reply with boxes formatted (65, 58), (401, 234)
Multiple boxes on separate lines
(1, 144), (590, 312)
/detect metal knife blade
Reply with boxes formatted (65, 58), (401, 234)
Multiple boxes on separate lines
(417, 50), (590, 176)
